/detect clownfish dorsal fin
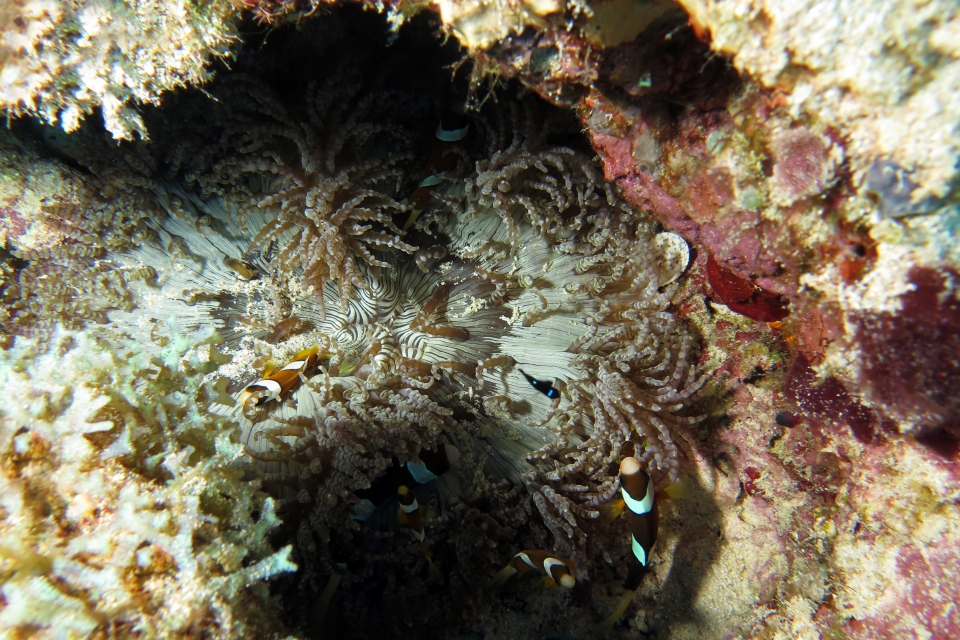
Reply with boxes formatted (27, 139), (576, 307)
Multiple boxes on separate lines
(661, 477), (692, 501)
(292, 345), (319, 361)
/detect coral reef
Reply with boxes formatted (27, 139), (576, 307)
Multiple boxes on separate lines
(678, 0), (960, 200)
(424, 0), (960, 636)
(1, 0), (959, 638)
(0, 0), (238, 139)
(0, 327), (295, 638)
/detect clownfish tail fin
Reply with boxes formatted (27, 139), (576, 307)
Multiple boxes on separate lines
(403, 208), (422, 232)
(313, 572), (343, 633)
(597, 588), (637, 631)
(489, 564), (518, 589)
(600, 498), (626, 523)
(419, 540), (432, 559)
(426, 557), (442, 583)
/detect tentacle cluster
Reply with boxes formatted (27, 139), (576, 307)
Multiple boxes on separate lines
(462, 95), (614, 254)
(5, 149), (161, 341)
(194, 74), (417, 310)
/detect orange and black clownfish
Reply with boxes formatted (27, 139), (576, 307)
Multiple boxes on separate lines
(397, 485), (442, 582)
(620, 456), (658, 577)
(491, 550), (576, 589)
(598, 457), (687, 630)
(238, 346), (326, 419)
(403, 111), (470, 231)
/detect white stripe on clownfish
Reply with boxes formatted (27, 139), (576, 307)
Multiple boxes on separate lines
(407, 444), (460, 484)
(280, 359), (307, 372)
(517, 553), (538, 570)
(419, 174), (443, 188)
(542, 557), (567, 576)
(632, 536), (647, 567)
(399, 497), (419, 514)
(406, 461), (438, 484)
(622, 479), (654, 516)
(435, 122), (469, 142)
(253, 379), (282, 400)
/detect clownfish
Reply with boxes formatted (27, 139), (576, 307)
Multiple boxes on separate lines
(435, 115), (470, 143)
(397, 485), (442, 582)
(598, 457), (688, 630)
(353, 444), (461, 517)
(491, 549), (576, 589)
(403, 111), (470, 231)
(406, 443), (460, 484)
(519, 368), (561, 400)
(238, 346), (326, 419)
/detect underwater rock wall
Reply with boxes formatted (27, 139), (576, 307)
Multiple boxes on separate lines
(0, 0), (237, 139)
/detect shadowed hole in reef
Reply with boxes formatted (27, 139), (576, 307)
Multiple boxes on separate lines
(7, 4), (725, 639)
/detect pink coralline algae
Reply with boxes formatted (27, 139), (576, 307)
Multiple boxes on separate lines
(767, 128), (837, 206)
(784, 352), (878, 445)
(817, 442), (960, 639)
(851, 266), (960, 453)
(580, 87), (858, 347)
(707, 338), (960, 638)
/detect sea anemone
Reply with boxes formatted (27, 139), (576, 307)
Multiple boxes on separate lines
(1, 13), (708, 636)
(195, 72), (418, 309)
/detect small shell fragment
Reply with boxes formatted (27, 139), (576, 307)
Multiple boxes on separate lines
(223, 256), (259, 280)
(652, 232), (690, 286)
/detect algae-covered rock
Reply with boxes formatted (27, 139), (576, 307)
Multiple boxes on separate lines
(0, 328), (295, 638)
(0, 0), (238, 139)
